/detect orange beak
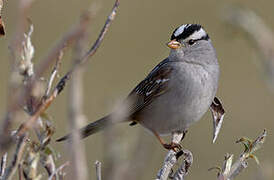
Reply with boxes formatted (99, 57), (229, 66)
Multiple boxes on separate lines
(167, 39), (181, 49)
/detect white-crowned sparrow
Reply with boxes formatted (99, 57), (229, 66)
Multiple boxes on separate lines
(57, 24), (220, 150)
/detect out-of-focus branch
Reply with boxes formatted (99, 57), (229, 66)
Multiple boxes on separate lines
(2, 134), (27, 180)
(66, 10), (91, 180)
(15, 0), (120, 137)
(156, 132), (192, 180)
(211, 129), (266, 180)
(0, 0), (94, 150)
(0, 0), (35, 151)
(224, 7), (274, 90)
(95, 161), (102, 180)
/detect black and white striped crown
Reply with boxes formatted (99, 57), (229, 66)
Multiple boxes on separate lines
(171, 24), (209, 41)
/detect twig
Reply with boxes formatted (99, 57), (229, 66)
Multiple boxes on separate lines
(156, 132), (192, 180)
(48, 161), (70, 180)
(44, 51), (63, 98)
(211, 129), (267, 180)
(2, 135), (27, 180)
(95, 161), (102, 180)
(0, 152), (7, 178)
(173, 150), (193, 180)
(15, 0), (120, 137)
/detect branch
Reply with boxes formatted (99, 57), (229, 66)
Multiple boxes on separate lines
(156, 133), (192, 180)
(15, 0), (120, 137)
(95, 161), (102, 180)
(0, 0), (35, 151)
(66, 10), (91, 180)
(211, 129), (267, 180)
(173, 150), (193, 180)
(44, 51), (63, 98)
(0, 1), (91, 149)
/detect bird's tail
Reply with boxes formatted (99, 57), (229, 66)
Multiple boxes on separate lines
(56, 115), (115, 142)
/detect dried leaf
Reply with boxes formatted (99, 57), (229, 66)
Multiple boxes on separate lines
(210, 97), (225, 143)
(0, 0), (5, 36)
(0, 18), (5, 36)
(221, 154), (233, 176)
(250, 129), (266, 154)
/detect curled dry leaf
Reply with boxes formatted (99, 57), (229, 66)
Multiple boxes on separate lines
(0, 0), (5, 36)
(210, 97), (225, 143)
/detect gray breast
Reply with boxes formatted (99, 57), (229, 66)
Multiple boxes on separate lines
(138, 62), (218, 136)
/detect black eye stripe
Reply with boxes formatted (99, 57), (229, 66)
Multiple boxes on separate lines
(188, 34), (209, 45)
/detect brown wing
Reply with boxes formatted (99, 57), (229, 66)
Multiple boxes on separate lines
(126, 59), (174, 121)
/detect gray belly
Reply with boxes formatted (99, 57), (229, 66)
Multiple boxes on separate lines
(138, 64), (218, 136)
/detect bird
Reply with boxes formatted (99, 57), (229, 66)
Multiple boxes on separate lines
(57, 24), (220, 150)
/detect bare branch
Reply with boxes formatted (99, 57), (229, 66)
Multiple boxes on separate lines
(156, 132), (192, 180)
(173, 150), (193, 180)
(0, 0), (35, 151)
(95, 161), (102, 180)
(212, 129), (267, 180)
(66, 10), (91, 180)
(44, 51), (63, 98)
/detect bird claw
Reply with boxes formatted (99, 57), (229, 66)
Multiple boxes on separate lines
(163, 142), (182, 151)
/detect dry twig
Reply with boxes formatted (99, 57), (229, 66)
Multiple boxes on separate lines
(156, 132), (193, 180)
(210, 129), (266, 180)
(95, 161), (102, 180)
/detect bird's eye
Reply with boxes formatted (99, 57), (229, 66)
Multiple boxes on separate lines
(188, 39), (196, 45)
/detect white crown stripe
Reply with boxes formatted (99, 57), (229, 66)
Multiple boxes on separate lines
(174, 24), (190, 37)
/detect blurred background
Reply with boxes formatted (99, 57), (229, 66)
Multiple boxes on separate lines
(1, 0), (274, 179)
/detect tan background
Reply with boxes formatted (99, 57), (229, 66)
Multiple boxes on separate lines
(1, 0), (274, 179)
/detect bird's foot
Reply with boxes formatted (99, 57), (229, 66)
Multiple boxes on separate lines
(163, 142), (182, 151)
